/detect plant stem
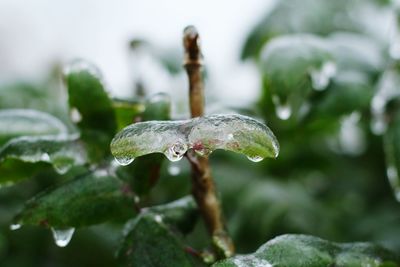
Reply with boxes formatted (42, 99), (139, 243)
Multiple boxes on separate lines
(183, 25), (235, 259)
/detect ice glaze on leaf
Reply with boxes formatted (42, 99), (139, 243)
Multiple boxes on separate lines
(0, 109), (67, 146)
(110, 114), (279, 164)
(146, 196), (198, 234)
(213, 234), (399, 267)
(0, 135), (87, 186)
(261, 35), (335, 120)
(114, 93), (172, 195)
(118, 201), (194, 267)
(63, 59), (117, 160)
(13, 170), (137, 228)
(241, 0), (388, 59)
(384, 112), (400, 202)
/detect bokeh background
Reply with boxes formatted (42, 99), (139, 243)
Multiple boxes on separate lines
(1, 0), (400, 266)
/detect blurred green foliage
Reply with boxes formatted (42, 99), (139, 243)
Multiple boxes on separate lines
(1, 0), (400, 266)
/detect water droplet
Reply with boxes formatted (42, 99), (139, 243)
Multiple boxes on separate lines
(40, 153), (50, 162)
(114, 156), (135, 166)
(370, 117), (387, 135)
(168, 164), (181, 176)
(53, 162), (71, 175)
(338, 112), (365, 155)
(276, 104), (292, 120)
(51, 227), (75, 247)
(70, 107), (82, 123)
(310, 61), (337, 91)
(10, 224), (21, 231)
(154, 215), (163, 223)
(386, 165), (400, 202)
(164, 141), (187, 162)
(272, 95), (291, 120)
(370, 70), (400, 135)
(247, 155), (264, 162)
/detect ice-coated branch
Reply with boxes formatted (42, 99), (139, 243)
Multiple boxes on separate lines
(183, 25), (235, 259)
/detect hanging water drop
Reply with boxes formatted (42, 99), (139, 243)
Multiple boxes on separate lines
(310, 61), (336, 91)
(10, 223), (21, 231)
(53, 162), (72, 175)
(370, 117), (387, 135)
(114, 156), (135, 166)
(247, 155), (264, 162)
(272, 95), (291, 120)
(386, 165), (400, 201)
(164, 141), (187, 162)
(338, 112), (365, 155)
(276, 104), (292, 120)
(40, 153), (50, 162)
(154, 214), (163, 223)
(370, 70), (400, 135)
(70, 107), (82, 123)
(51, 227), (75, 247)
(168, 164), (181, 176)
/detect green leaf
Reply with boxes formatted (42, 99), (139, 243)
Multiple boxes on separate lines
(261, 35), (334, 120)
(14, 170), (137, 228)
(327, 33), (384, 76)
(112, 99), (145, 131)
(117, 213), (194, 267)
(115, 93), (172, 195)
(110, 114), (279, 164)
(384, 112), (400, 202)
(0, 109), (68, 146)
(63, 60), (117, 160)
(0, 159), (49, 187)
(241, 0), (387, 59)
(116, 153), (164, 195)
(0, 135), (86, 173)
(146, 196), (198, 234)
(213, 234), (399, 267)
(141, 93), (171, 121)
(307, 73), (373, 123)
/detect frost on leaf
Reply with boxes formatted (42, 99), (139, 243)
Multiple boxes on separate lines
(110, 114), (279, 165)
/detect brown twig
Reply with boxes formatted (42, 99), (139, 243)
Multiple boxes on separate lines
(183, 25), (235, 259)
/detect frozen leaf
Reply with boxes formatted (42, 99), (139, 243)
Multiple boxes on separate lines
(111, 114), (279, 164)
(384, 112), (400, 202)
(0, 109), (67, 146)
(115, 93), (172, 195)
(261, 35), (334, 119)
(213, 234), (399, 267)
(13, 170), (137, 228)
(118, 201), (194, 267)
(141, 93), (171, 121)
(112, 99), (145, 131)
(0, 135), (87, 186)
(241, 0), (389, 59)
(327, 32), (384, 76)
(309, 73), (373, 121)
(371, 70), (400, 135)
(0, 160), (48, 187)
(145, 196), (198, 234)
(63, 59), (117, 160)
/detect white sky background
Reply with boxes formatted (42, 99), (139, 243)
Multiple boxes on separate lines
(0, 0), (275, 106)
